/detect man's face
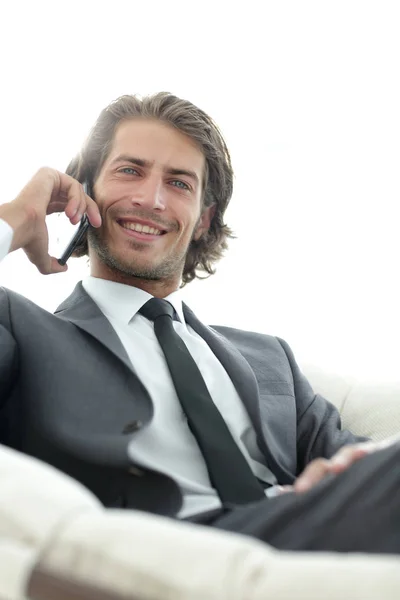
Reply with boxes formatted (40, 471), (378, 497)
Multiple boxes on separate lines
(89, 118), (212, 288)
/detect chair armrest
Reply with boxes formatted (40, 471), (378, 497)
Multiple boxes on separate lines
(27, 563), (142, 600)
(31, 510), (400, 600)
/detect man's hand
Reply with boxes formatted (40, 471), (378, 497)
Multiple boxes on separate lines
(0, 167), (101, 274)
(294, 435), (400, 493)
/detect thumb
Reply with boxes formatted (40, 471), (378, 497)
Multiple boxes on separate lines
(24, 242), (68, 275)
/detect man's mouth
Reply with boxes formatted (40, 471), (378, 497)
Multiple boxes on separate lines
(116, 219), (168, 239)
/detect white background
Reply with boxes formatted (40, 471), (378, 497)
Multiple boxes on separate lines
(0, 0), (399, 380)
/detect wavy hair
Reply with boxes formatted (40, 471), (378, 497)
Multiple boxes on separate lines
(66, 92), (235, 285)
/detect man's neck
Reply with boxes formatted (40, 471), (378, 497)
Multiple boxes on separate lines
(89, 270), (180, 299)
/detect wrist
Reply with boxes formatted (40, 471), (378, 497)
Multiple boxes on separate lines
(0, 202), (34, 252)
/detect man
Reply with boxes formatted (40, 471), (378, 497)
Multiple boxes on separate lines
(0, 93), (399, 553)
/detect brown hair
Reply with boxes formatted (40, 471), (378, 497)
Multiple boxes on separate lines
(66, 92), (235, 285)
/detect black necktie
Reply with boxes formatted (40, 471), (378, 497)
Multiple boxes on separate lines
(139, 298), (265, 505)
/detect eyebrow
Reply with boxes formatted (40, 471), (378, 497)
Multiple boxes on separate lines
(110, 154), (200, 185)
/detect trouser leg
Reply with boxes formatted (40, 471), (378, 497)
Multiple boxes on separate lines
(211, 443), (400, 553)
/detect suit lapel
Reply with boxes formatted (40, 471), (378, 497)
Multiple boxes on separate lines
(183, 303), (292, 483)
(183, 303), (262, 427)
(54, 282), (134, 374)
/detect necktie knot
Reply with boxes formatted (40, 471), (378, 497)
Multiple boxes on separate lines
(139, 298), (175, 322)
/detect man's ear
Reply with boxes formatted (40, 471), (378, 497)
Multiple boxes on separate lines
(193, 205), (216, 241)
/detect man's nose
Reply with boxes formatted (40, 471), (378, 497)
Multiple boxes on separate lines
(130, 176), (165, 211)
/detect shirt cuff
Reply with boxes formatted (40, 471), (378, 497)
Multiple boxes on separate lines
(0, 218), (14, 261)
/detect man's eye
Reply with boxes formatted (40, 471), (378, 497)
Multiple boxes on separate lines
(119, 167), (139, 175)
(171, 180), (190, 190)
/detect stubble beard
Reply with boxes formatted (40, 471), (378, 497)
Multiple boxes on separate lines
(88, 226), (188, 282)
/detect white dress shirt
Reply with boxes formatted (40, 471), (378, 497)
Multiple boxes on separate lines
(0, 219), (13, 258)
(0, 219), (278, 518)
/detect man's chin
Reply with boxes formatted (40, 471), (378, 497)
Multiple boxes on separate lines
(106, 253), (175, 281)
(89, 235), (182, 282)
(109, 260), (163, 281)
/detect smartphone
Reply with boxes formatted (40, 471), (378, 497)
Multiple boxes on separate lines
(57, 181), (91, 266)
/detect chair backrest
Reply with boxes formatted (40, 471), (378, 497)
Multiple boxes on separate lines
(301, 363), (400, 440)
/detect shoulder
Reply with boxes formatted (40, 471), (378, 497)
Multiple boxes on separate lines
(210, 324), (293, 368)
(210, 324), (280, 348)
(0, 286), (51, 322)
(0, 286), (41, 308)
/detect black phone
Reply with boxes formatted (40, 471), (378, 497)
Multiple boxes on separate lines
(57, 181), (91, 266)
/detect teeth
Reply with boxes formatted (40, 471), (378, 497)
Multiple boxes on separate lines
(121, 222), (161, 235)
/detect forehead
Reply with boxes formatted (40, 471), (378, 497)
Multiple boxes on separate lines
(107, 118), (205, 174)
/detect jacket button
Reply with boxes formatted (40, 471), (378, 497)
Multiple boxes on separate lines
(122, 420), (143, 434)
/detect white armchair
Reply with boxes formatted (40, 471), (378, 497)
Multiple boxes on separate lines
(303, 363), (400, 441)
(1, 365), (400, 600)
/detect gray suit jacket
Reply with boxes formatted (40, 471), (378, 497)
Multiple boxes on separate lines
(0, 283), (365, 516)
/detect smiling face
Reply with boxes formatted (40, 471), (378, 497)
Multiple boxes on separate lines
(88, 118), (214, 295)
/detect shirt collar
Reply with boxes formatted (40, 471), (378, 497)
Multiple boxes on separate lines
(82, 276), (186, 325)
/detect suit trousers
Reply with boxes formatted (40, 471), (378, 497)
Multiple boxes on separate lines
(195, 443), (400, 554)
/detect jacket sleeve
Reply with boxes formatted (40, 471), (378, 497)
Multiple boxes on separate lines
(0, 221), (19, 411)
(0, 288), (19, 412)
(277, 337), (369, 475)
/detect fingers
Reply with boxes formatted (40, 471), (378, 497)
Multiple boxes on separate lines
(62, 179), (88, 223)
(294, 443), (373, 494)
(48, 256), (68, 275)
(294, 458), (333, 493)
(277, 485), (295, 495)
(329, 445), (371, 470)
(36, 256), (69, 276)
(24, 240), (68, 276)
(85, 194), (102, 228)
(50, 172), (102, 228)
